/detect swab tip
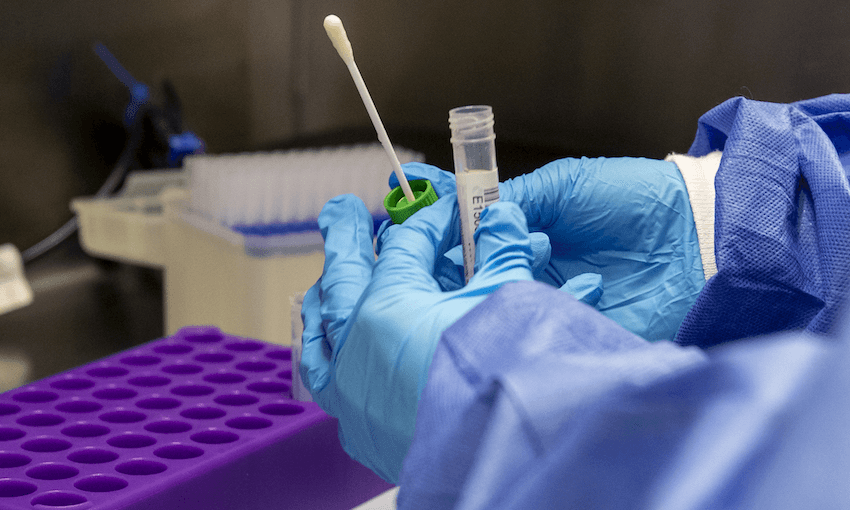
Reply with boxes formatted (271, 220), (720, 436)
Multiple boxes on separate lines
(323, 14), (342, 28)
(323, 14), (353, 62)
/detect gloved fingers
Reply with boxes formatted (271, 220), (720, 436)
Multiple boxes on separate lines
(381, 224), (464, 291)
(441, 231), (550, 289)
(317, 194), (376, 341)
(299, 284), (333, 394)
(528, 232), (552, 279)
(435, 248), (465, 292)
(499, 157), (688, 252)
(391, 162), (457, 198)
(468, 201), (534, 286)
(560, 272), (604, 307)
(373, 194), (462, 292)
(374, 218), (392, 256)
(498, 158), (581, 231)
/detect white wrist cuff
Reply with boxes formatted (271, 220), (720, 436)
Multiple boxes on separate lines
(664, 151), (722, 280)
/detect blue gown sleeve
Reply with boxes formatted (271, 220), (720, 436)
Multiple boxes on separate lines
(396, 280), (706, 509)
(677, 94), (850, 347)
(398, 280), (850, 510)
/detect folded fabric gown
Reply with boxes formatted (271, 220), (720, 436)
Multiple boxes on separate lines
(396, 281), (706, 509)
(398, 280), (850, 510)
(677, 94), (850, 347)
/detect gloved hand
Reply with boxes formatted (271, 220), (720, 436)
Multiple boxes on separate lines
(393, 159), (706, 342)
(300, 193), (534, 483)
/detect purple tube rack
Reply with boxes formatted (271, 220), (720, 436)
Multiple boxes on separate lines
(0, 326), (392, 509)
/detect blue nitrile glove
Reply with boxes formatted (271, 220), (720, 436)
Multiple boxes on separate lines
(300, 193), (534, 483)
(393, 160), (706, 342)
(392, 164), (602, 306)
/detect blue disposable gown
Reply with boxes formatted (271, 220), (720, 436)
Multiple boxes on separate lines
(397, 95), (850, 509)
(676, 94), (850, 347)
(398, 281), (850, 510)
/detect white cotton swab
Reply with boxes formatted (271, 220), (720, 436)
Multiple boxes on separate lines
(323, 14), (416, 203)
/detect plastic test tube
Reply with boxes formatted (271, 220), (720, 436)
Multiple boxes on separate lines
(449, 105), (500, 282)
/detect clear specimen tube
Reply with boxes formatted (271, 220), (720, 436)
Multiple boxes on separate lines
(449, 105), (499, 282)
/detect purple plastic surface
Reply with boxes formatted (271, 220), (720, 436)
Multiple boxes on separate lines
(0, 326), (392, 509)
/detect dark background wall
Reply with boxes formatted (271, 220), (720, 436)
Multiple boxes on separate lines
(2, 0), (849, 254)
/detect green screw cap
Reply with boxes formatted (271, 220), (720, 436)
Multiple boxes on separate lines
(384, 179), (438, 224)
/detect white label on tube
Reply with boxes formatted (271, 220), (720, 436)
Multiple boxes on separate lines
(455, 169), (500, 282)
